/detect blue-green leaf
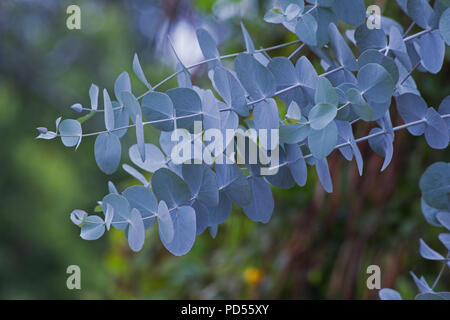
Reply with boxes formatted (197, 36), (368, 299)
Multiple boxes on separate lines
(357, 63), (394, 104)
(315, 77), (338, 106)
(216, 164), (252, 206)
(389, 26), (412, 70)
(212, 66), (249, 116)
(128, 208), (145, 252)
(379, 288), (402, 300)
(182, 164), (219, 207)
(358, 49), (399, 85)
(315, 157), (333, 193)
(59, 119), (82, 148)
(309, 103), (337, 130)
(419, 162), (450, 210)
(114, 72), (131, 105)
(286, 101), (302, 121)
(437, 212), (450, 230)
(329, 23), (358, 71)
(416, 30), (445, 74)
(295, 13), (318, 46)
(161, 206), (196, 256)
(355, 25), (387, 52)
(80, 215), (105, 240)
(152, 168), (192, 209)
(196, 28), (220, 69)
(240, 22), (255, 53)
(286, 144), (308, 187)
(129, 143), (166, 173)
(89, 84), (99, 111)
(439, 8), (450, 45)
(439, 233), (450, 250)
(280, 122), (311, 145)
(347, 88), (373, 121)
(198, 88), (221, 131)
(122, 164), (148, 186)
(331, 0), (366, 26)
(208, 191), (232, 225)
(368, 128), (393, 172)
(421, 198), (445, 227)
(235, 53), (276, 100)
(121, 91), (141, 124)
(167, 88), (203, 132)
(424, 107), (449, 149)
(157, 200), (174, 244)
(407, 0), (434, 29)
(133, 53), (151, 89)
(70, 209), (87, 226)
(419, 238), (445, 260)
(135, 114), (145, 162)
(396, 93), (428, 136)
(104, 203), (113, 231)
(242, 177), (274, 223)
(103, 89), (115, 132)
(438, 96), (450, 136)
(94, 133), (121, 174)
(253, 99), (280, 132)
(102, 193), (131, 231)
(123, 185), (157, 229)
(142, 92), (175, 131)
(71, 103), (82, 113)
(308, 121), (338, 158)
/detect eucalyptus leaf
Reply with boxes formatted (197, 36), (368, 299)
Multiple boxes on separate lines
(157, 200), (174, 244)
(160, 206), (196, 256)
(308, 121), (338, 159)
(94, 133), (121, 175)
(80, 216), (105, 241)
(123, 185), (158, 229)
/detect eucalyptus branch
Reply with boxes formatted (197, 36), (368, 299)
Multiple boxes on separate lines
(75, 27), (431, 122)
(302, 113), (450, 160)
(138, 39), (302, 98)
(48, 1), (450, 259)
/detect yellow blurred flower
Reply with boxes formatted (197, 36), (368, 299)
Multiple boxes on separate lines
(243, 267), (264, 286)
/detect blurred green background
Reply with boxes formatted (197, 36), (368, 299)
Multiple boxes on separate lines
(0, 0), (448, 299)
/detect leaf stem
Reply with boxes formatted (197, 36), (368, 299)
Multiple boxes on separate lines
(403, 28), (432, 42)
(403, 22), (415, 37)
(431, 251), (450, 290)
(288, 43), (305, 60)
(400, 60), (422, 85)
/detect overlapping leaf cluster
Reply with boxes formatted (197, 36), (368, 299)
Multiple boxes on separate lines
(38, 0), (450, 257)
(379, 162), (450, 300)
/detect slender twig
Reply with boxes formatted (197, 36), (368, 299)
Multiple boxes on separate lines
(66, 113), (202, 138)
(337, 102), (350, 111)
(400, 60), (422, 85)
(403, 22), (415, 37)
(64, 66), (347, 137)
(304, 4), (317, 15)
(403, 28), (432, 42)
(379, 29), (433, 54)
(302, 114), (450, 160)
(107, 195), (198, 225)
(288, 43), (305, 60)
(136, 39), (302, 98)
(86, 112), (450, 225)
(63, 27), (435, 138)
(431, 251), (450, 290)
(246, 66), (345, 107)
